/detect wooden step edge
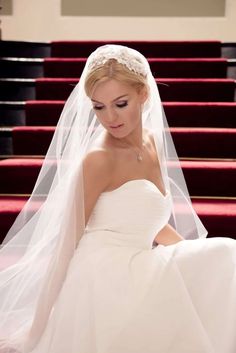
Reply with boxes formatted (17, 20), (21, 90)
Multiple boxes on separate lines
(0, 155), (44, 160)
(179, 157), (236, 162)
(191, 195), (236, 200)
(0, 101), (26, 105)
(0, 155), (235, 162)
(228, 59), (236, 65)
(0, 57), (44, 63)
(0, 78), (35, 83)
(0, 193), (235, 200)
(0, 193), (30, 197)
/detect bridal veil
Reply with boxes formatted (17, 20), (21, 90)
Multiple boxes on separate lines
(0, 44), (207, 352)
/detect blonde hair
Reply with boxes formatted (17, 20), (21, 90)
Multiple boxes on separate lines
(84, 59), (148, 98)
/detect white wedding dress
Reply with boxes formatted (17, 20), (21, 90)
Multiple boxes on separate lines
(30, 179), (236, 353)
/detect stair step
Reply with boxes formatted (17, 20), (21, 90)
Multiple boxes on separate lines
(158, 78), (236, 102)
(180, 160), (236, 197)
(25, 100), (63, 126)
(24, 101), (236, 128)
(221, 42), (236, 59)
(0, 158), (43, 194)
(192, 198), (236, 237)
(0, 40), (51, 58)
(0, 58), (44, 78)
(0, 195), (29, 242)
(35, 78), (236, 102)
(10, 126), (236, 158)
(44, 58), (228, 78)
(170, 128), (236, 158)
(0, 79), (35, 101)
(164, 102), (236, 127)
(0, 194), (235, 241)
(1, 57), (233, 81)
(0, 39), (235, 242)
(0, 158), (235, 196)
(3, 100), (236, 129)
(12, 126), (55, 155)
(0, 101), (26, 126)
(51, 40), (222, 58)
(1, 78), (233, 103)
(227, 59), (236, 79)
(0, 128), (12, 154)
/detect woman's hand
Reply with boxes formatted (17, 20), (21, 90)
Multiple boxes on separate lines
(154, 223), (184, 246)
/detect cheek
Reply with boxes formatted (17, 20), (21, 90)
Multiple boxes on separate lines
(128, 102), (142, 120)
(94, 110), (105, 122)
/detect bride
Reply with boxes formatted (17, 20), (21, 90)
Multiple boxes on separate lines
(0, 44), (235, 353)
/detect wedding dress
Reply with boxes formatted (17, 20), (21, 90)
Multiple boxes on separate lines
(29, 178), (236, 353)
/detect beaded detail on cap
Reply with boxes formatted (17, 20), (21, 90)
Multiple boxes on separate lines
(87, 45), (148, 77)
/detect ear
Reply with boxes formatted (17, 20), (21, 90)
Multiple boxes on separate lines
(139, 86), (149, 104)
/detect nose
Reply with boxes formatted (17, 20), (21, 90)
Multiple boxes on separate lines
(106, 107), (118, 123)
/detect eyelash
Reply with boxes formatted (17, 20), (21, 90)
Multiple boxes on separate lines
(93, 101), (128, 110)
(93, 106), (103, 110)
(116, 101), (128, 108)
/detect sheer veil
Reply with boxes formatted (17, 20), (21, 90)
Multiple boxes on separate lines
(0, 44), (207, 352)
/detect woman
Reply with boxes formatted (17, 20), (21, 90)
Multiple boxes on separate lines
(0, 44), (235, 353)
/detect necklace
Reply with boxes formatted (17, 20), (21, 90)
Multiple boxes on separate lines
(120, 138), (145, 162)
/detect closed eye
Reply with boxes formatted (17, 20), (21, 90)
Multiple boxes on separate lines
(116, 101), (128, 108)
(93, 105), (104, 110)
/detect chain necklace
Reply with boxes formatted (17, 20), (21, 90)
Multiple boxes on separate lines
(120, 138), (145, 162)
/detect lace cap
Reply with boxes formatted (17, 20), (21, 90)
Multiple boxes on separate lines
(87, 44), (148, 77)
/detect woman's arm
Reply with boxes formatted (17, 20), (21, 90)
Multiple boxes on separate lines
(154, 223), (184, 246)
(83, 148), (113, 226)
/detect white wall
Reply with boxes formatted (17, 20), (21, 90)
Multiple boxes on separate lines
(1, 0), (236, 42)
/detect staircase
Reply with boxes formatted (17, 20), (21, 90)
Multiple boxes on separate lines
(0, 40), (236, 242)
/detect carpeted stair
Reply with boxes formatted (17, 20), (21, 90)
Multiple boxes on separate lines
(0, 40), (236, 242)
(43, 58), (228, 78)
(33, 77), (235, 102)
(10, 126), (236, 159)
(24, 101), (236, 127)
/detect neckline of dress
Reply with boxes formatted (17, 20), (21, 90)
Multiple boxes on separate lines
(102, 179), (169, 198)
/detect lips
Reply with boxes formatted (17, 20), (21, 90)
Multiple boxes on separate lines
(110, 124), (124, 129)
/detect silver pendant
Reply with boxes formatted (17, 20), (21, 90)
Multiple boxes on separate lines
(137, 154), (142, 161)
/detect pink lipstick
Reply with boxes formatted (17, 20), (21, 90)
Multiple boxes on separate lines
(110, 124), (124, 129)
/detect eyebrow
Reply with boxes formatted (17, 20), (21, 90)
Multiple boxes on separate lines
(91, 94), (129, 104)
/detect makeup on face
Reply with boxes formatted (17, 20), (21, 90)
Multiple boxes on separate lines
(91, 95), (129, 111)
(109, 123), (124, 129)
(91, 80), (144, 136)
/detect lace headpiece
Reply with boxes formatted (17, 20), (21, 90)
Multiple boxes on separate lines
(87, 44), (149, 77)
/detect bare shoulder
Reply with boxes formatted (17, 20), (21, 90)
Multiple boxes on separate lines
(144, 127), (156, 148)
(82, 148), (114, 225)
(83, 148), (114, 191)
(83, 148), (113, 169)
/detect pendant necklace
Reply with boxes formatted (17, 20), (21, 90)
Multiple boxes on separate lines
(121, 138), (145, 162)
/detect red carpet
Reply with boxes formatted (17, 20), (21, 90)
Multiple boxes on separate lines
(35, 78), (235, 101)
(51, 40), (222, 58)
(191, 198), (236, 237)
(1, 194), (236, 241)
(44, 58), (227, 78)
(25, 101), (236, 127)
(0, 196), (28, 242)
(12, 126), (236, 159)
(0, 158), (235, 197)
(0, 40), (235, 241)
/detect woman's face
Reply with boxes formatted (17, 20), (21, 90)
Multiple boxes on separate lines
(91, 79), (147, 138)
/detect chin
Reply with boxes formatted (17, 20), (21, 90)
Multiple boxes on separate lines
(108, 127), (127, 137)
